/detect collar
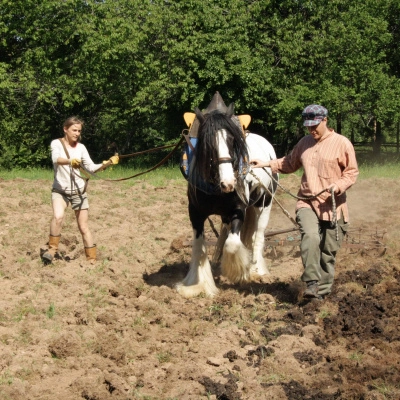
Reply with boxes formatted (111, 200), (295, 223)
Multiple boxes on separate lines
(317, 128), (335, 143)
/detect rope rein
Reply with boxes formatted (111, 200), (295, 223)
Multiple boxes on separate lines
(249, 167), (339, 241)
(76, 136), (185, 182)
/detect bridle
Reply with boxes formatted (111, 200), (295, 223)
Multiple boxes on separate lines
(218, 157), (234, 164)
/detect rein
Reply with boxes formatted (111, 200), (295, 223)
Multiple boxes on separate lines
(79, 136), (185, 182)
(250, 168), (339, 241)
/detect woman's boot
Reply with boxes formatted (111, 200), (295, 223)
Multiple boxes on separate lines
(84, 245), (97, 265)
(41, 234), (61, 263)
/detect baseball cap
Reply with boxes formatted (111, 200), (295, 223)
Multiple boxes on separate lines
(302, 104), (328, 126)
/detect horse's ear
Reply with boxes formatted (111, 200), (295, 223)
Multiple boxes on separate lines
(183, 112), (196, 128)
(194, 107), (205, 124)
(226, 103), (235, 118)
(238, 115), (251, 130)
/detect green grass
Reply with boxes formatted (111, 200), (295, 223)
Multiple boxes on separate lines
(0, 165), (185, 186)
(0, 157), (399, 182)
(357, 162), (399, 179)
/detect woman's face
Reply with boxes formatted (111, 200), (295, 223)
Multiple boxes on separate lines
(64, 124), (82, 144)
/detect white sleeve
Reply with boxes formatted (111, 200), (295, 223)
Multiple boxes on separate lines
(79, 145), (103, 172)
(51, 140), (65, 163)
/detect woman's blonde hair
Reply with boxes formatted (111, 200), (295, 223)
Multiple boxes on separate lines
(63, 116), (84, 129)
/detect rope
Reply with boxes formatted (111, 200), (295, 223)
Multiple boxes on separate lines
(250, 168), (339, 240)
(78, 136), (184, 182)
(330, 186), (339, 241)
(261, 167), (327, 200)
(249, 170), (298, 227)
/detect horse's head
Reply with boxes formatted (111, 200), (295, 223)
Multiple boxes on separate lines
(193, 103), (248, 193)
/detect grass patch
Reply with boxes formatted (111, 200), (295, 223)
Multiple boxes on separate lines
(157, 351), (172, 363)
(46, 303), (56, 319)
(0, 165), (185, 186)
(1, 158), (399, 184)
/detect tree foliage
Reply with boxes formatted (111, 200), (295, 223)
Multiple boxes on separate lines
(0, 0), (399, 168)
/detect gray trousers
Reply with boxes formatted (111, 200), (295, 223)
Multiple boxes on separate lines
(296, 208), (348, 296)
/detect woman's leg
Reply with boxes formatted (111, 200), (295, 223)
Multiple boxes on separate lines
(42, 194), (68, 262)
(50, 196), (68, 235)
(75, 209), (93, 248)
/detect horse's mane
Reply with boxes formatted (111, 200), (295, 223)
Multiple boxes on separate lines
(193, 111), (248, 183)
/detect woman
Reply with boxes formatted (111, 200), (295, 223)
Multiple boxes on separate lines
(251, 105), (359, 300)
(41, 116), (119, 264)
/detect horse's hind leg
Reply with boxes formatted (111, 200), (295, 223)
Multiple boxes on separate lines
(176, 224), (219, 298)
(242, 205), (272, 277)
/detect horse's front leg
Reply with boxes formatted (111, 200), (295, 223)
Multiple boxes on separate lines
(176, 208), (219, 298)
(220, 209), (251, 284)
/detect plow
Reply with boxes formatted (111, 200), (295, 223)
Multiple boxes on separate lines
(263, 226), (387, 256)
(185, 219), (387, 259)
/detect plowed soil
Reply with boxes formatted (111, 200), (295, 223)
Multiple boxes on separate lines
(0, 174), (399, 399)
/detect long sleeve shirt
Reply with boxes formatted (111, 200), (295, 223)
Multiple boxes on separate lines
(51, 139), (102, 195)
(270, 130), (359, 222)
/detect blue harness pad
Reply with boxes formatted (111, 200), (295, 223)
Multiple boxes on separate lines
(180, 137), (197, 179)
(180, 137), (220, 194)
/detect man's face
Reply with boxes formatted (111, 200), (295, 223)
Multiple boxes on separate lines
(306, 118), (327, 141)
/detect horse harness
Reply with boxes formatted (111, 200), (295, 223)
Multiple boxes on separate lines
(180, 132), (249, 196)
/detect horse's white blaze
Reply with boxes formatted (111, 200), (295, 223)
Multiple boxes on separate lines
(176, 231), (219, 298)
(217, 129), (236, 192)
(221, 233), (251, 283)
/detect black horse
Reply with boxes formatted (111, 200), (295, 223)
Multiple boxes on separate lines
(177, 92), (277, 297)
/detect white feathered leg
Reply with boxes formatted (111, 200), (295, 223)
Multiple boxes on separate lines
(248, 205), (272, 276)
(221, 233), (251, 283)
(176, 231), (219, 298)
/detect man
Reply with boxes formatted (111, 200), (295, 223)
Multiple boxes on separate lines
(251, 104), (359, 300)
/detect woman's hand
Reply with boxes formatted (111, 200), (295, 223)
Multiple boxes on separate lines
(70, 159), (81, 169)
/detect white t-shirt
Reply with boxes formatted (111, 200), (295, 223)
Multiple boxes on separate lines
(51, 139), (102, 194)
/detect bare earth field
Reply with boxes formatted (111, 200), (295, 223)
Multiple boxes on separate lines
(0, 173), (399, 400)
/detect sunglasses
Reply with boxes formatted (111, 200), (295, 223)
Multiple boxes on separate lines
(302, 112), (325, 121)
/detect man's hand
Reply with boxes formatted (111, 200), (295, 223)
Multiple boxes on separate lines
(327, 184), (339, 194)
(70, 159), (81, 169)
(250, 159), (270, 168)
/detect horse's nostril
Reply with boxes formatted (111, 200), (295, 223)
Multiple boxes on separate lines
(221, 182), (227, 189)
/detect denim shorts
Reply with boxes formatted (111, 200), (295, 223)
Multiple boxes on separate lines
(51, 189), (89, 210)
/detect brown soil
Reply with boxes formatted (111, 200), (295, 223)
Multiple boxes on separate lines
(0, 174), (399, 399)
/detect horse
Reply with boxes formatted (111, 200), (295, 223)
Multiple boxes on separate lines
(177, 92), (278, 298)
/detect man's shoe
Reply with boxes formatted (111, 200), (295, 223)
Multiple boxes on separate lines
(304, 280), (320, 299)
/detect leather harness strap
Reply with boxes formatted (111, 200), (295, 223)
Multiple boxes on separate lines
(58, 138), (89, 195)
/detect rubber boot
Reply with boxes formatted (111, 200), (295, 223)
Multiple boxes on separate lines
(84, 245), (97, 265)
(41, 234), (61, 263)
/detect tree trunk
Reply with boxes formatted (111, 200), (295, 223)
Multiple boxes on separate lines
(336, 113), (342, 134)
(373, 118), (382, 156)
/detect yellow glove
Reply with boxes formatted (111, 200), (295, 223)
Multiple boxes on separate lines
(109, 155), (119, 165)
(70, 159), (81, 169)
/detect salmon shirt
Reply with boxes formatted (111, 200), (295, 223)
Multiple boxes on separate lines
(270, 130), (359, 222)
